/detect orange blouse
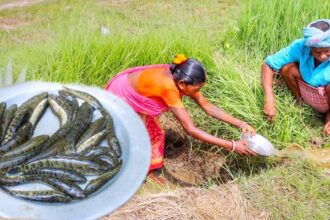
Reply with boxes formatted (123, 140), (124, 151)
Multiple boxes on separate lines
(136, 67), (184, 108)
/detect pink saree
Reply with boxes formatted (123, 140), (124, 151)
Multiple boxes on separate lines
(105, 64), (170, 170)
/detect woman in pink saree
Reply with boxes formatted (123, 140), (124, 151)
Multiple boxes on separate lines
(105, 54), (256, 173)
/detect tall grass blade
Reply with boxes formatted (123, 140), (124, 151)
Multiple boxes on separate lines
(228, 0), (330, 56)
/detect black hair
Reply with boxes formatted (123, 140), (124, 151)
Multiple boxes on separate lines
(170, 58), (207, 85)
(310, 20), (330, 32)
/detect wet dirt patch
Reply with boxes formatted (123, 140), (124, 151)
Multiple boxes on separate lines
(161, 114), (227, 186)
(164, 145), (226, 186)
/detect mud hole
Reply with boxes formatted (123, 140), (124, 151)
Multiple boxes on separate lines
(161, 113), (277, 186)
(161, 114), (228, 186)
(164, 143), (226, 186)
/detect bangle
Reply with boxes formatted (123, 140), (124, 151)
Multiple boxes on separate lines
(239, 122), (247, 130)
(231, 140), (236, 152)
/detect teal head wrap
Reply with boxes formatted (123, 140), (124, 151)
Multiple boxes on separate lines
(303, 19), (330, 48)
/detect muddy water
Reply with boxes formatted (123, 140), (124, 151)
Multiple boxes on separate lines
(276, 144), (330, 168)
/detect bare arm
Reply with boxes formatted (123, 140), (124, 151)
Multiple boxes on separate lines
(261, 62), (276, 121)
(191, 92), (245, 127)
(170, 106), (255, 155)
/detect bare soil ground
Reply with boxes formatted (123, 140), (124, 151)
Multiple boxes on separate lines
(164, 144), (226, 186)
(0, 0), (45, 11)
(0, 0), (47, 31)
(105, 183), (269, 220)
(0, 17), (28, 31)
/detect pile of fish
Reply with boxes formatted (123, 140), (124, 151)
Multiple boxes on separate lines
(0, 86), (122, 203)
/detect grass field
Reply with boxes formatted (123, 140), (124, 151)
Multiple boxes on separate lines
(0, 0), (329, 219)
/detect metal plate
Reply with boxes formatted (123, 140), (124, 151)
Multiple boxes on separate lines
(0, 81), (151, 220)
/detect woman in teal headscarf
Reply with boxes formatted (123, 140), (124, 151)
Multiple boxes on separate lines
(261, 19), (330, 134)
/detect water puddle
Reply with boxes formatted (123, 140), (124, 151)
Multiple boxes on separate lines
(276, 143), (330, 168)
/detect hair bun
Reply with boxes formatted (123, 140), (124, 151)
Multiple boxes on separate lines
(173, 54), (188, 65)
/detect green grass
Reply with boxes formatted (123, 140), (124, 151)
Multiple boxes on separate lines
(239, 159), (330, 219)
(0, 0), (328, 151)
(226, 0), (330, 56)
(0, 0), (236, 67)
(30, 31), (214, 85)
(0, 0), (328, 163)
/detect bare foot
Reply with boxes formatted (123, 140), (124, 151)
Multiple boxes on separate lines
(324, 122), (330, 135)
(323, 111), (330, 135)
(147, 171), (166, 185)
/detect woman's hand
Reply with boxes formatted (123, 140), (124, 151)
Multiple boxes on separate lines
(241, 124), (256, 136)
(232, 140), (256, 156)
